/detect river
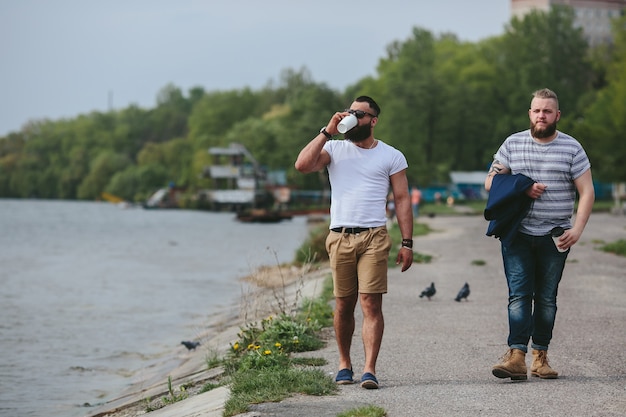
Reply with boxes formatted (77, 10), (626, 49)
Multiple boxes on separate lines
(0, 199), (312, 417)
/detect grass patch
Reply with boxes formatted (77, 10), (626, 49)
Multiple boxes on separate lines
(224, 367), (336, 416)
(337, 405), (387, 417)
(199, 381), (222, 394)
(388, 221), (433, 267)
(219, 273), (336, 416)
(292, 356), (327, 367)
(295, 222), (330, 265)
(599, 239), (626, 257)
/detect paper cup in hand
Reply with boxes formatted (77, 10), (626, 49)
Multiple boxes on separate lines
(337, 114), (358, 133)
(550, 227), (568, 252)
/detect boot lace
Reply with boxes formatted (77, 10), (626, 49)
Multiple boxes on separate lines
(536, 350), (549, 366)
(499, 349), (514, 361)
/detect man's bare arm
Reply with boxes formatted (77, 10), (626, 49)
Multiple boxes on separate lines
(484, 160), (510, 191)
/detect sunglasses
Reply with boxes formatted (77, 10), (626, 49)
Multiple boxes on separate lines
(345, 109), (377, 119)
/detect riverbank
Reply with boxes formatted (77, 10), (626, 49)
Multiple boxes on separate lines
(87, 212), (626, 417)
(84, 262), (332, 417)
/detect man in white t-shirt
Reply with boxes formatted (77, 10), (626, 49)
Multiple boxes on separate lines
(295, 96), (413, 389)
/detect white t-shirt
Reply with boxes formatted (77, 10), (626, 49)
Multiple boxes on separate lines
(323, 139), (408, 229)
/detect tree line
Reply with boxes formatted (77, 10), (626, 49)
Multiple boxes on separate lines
(1, 6), (624, 204)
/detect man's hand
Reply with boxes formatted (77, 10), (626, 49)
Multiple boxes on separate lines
(396, 248), (413, 272)
(525, 182), (547, 199)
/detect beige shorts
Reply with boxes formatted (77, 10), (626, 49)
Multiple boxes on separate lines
(325, 226), (392, 297)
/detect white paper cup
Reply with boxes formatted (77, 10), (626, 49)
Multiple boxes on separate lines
(550, 227), (568, 252)
(337, 114), (358, 133)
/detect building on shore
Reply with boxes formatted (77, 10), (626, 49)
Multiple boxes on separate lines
(511, 0), (626, 46)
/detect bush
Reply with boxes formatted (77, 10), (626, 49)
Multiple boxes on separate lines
(295, 222), (330, 265)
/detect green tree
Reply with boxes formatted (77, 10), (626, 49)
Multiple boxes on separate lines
(0, 132), (26, 196)
(107, 163), (169, 201)
(493, 5), (592, 132)
(571, 15), (626, 182)
(187, 88), (261, 149)
(374, 27), (444, 185)
(77, 151), (132, 200)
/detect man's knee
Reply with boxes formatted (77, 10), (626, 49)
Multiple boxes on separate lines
(360, 293), (383, 316)
(335, 295), (358, 315)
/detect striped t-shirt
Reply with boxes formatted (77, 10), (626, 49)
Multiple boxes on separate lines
(493, 129), (591, 236)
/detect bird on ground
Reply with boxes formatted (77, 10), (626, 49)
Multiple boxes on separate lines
(455, 282), (470, 302)
(181, 341), (201, 351)
(419, 282), (436, 300)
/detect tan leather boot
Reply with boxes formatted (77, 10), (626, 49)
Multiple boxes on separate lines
(492, 348), (527, 380)
(531, 349), (559, 379)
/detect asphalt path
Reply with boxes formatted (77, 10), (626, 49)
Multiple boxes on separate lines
(248, 212), (626, 417)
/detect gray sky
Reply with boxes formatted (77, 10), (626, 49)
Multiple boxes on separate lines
(0, 0), (510, 136)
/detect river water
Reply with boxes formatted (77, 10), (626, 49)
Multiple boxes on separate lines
(0, 199), (312, 417)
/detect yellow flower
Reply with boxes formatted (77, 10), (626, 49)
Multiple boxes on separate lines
(274, 342), (282, 348)
(253, 344), (261, 350)
(233, 342), (239, 351)
(247, 343), (255, 350)
(263, 350), (272, 355)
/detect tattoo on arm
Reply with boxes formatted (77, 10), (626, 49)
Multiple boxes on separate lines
(488, 160), (503, 176)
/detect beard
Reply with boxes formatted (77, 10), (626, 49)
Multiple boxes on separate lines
(344, 122), (372, 142)
(530, 119), (557, 139)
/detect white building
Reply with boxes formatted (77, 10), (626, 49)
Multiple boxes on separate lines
(511, 0), (626, 46)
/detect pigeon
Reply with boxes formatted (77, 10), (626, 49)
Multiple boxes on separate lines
(419, 282), (436, 300)
(455, 282), (470, 302)
(181, 340), (201, 351)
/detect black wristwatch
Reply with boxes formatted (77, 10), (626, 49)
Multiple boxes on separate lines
(320, 127), (332, 139)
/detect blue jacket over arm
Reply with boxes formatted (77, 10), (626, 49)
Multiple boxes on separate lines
(484, 174), (535, 247)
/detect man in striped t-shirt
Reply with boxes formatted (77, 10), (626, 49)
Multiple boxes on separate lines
(485, 88), (595, 381)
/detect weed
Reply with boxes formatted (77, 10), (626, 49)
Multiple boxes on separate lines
(297, 296), (333, 328)
(205, 347), (222, 369)
(199, 381), (223, 394)
(161, 376), (188, 405)
(600, 239), (626, 257)
(337, 405), (387, 417)
(142, 396), (160, 413)
(291, 356), (327, 367)
(294, 222), (329, 265)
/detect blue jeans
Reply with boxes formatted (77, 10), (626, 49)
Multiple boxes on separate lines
(501, 232), (569, 353)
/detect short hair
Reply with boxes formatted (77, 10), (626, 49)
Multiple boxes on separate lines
(531, 88), (559, 109)
(355, 95), (381, 117)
